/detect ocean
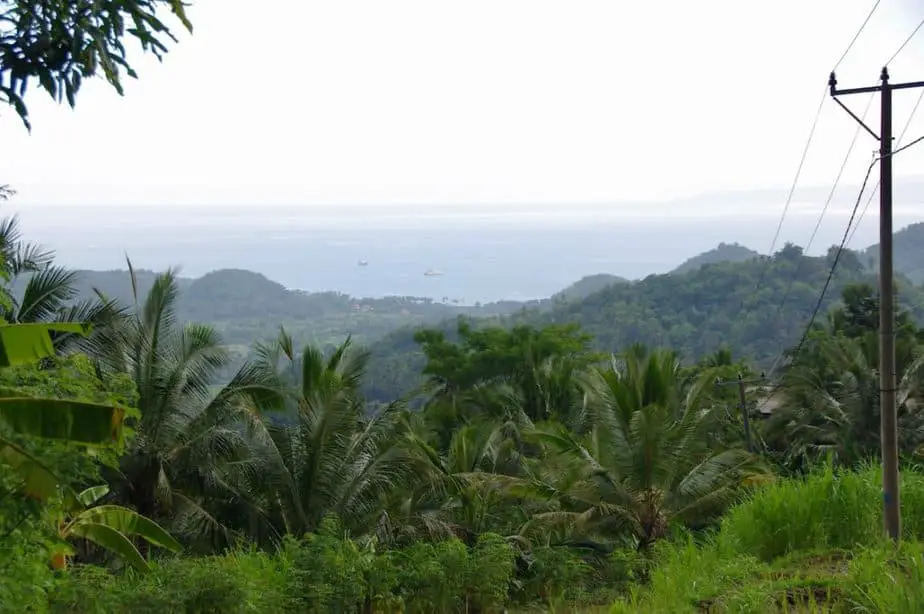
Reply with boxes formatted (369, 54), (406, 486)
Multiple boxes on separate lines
(8, 202), (918, 304)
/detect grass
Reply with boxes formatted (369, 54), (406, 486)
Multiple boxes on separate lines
(609, 463), (924, 613)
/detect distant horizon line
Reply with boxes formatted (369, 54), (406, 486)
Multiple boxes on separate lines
(7, 173), (924, 210)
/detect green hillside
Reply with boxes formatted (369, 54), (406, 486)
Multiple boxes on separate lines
(9, 268), (529, 349)
(551, 273), (630, 302)
(864, 221), (924, 283)
(361, 243), (924, 402)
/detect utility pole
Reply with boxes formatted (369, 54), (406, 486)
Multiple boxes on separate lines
(716, 373), (764, 453)
(829, 68), (924, 541)
(737, 373), (753, 454)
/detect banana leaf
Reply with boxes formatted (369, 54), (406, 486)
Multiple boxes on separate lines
(0, 396), (126, 445)
(0, 436), (61, 500)
(0, 323), (91, 367)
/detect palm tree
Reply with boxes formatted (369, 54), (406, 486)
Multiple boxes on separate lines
(765, 328), (924, 469)
(244, 329), (420, 541)
(519, 345), (768, 551)
(98, 262), (281, 550)
(0, 214), (126, 357)
(382, 415), (532, 547)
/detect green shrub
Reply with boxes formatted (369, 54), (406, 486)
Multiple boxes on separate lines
(365, 545), (403, 613)
(464, 533), (515, 612)
(48, 550), (292, 614)
(286, 518), (370, 613)
(392, 539), (469, 613)
(48, 565), (126, 613)
(0, 519), (56, 613)
(520, 546), (594, 607)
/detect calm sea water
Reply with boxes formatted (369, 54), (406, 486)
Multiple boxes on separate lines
(8, 203), (917, 303)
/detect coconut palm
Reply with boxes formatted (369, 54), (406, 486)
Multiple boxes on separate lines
(244, 329), (420, 541)
(765, 328), (924, 469)
(382, 415), (532, 547)
(519, 345), (768, 551)
(97, 262), (281, 550)
(0, 214), (54, 280)
(0, 214), (127, 357)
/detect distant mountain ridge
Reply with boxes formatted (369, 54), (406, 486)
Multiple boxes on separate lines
(16, 222), (923, 360)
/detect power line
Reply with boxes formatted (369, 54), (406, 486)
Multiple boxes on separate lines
(758, 157), (877, 406)
(759, 11), (924, 375)
(761, 93), (874, 362)
(847, 87), (924, 247)
(739, 0), (883, 327)
(834, 0), (882, 71)
(887, 17), (924, 66)
(738, 88), (827, 326)
(758, 133), (924, 408)
(805, 94), (875, 253)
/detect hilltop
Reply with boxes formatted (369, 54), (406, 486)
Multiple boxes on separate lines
(671, 242), (761, 274)
(551, 273), (630, 302)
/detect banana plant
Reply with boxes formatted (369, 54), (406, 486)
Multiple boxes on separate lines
(0, 322), (132, 446)
(49, 484), (181, 571)
(0, 322), (137, 502)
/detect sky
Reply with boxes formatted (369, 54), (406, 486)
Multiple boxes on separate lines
(2, 0), (924, 209)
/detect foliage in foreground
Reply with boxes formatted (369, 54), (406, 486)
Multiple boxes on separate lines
(613, 464), (924, 613)
(16, 517), (645, 613)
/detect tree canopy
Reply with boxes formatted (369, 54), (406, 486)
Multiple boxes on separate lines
(0, 0), (192, 129)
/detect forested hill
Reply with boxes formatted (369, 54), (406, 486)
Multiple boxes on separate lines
(671, 242), (761, 274)
(551, 273), (630, 302)
(10, 268), (532, 348)
(864, 221), (924, 283)
(361, 243), (924, 402)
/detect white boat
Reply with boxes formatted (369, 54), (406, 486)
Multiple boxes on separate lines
(424, 269), (443, 277)
(358, 259), (369, 266)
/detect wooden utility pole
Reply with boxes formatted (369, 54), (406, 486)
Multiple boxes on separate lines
(737, 374), (753, 454)
(829, 68), (924, 541)
(716, 373), (763, 453)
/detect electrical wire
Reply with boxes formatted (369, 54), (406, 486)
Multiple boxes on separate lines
(761, 93), (874, 356)
(758, 7), (924, 383)
(805, 94), (875, 255)
(765, 158), (877, 378)
(738, 0), (882, 328)
(887, 17), (924, 67)
(758, 134), (924, 409)
(846, 87), (924, 247)
(737, 88), (827, 326)
(834, 0), (882, 72)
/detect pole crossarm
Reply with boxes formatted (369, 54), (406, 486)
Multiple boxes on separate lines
(829, 71), (924, 96)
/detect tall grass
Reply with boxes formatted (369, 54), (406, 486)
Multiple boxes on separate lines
(611, 463), (924, 613)
(718, 462), (924, 561)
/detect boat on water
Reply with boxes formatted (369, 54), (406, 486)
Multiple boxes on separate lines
(423, 269), (443, 277)
(358, 259), (369, 266)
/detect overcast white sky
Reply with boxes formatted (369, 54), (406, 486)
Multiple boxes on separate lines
(2, 0), (924, 208)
